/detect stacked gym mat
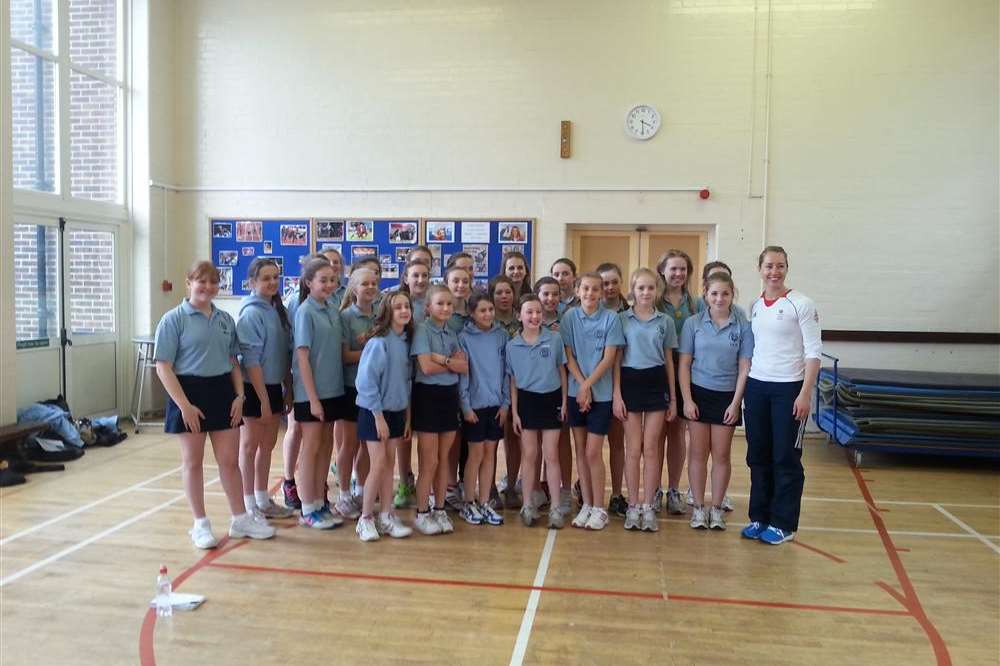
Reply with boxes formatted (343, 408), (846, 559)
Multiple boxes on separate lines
(814, 366), (1000, 459)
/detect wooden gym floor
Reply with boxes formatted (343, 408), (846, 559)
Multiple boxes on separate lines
(1, 429), (997, 665)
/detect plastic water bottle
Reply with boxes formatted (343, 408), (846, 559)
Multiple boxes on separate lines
(155, 565), (172, 617)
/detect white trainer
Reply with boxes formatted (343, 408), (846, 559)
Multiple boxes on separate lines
(335, 495), (361, 520)
(709, 506), (727, 530)
(624, 505), (641, 530)
(572, 504), (593, 529)
(230, 513), (277, 540)
(640, 505), (659, 532)
(258, 501), (295, 519)
(414, 512), (442, 535)
(584, 507), (609, 530)
(690, 506), (708, 529)
(378, 513), (413, 538)
(189, 521), (219, 549)
(433, 509), (455, 534)
(356, 516), (380, 542)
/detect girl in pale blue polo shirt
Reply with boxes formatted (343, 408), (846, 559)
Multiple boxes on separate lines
(507, 294), (568, 529)
(334, 267), (380, 521)
(655, 249), (704, 516)
(678, 271), (753, 532)
(236, 258), (294, 523)
(597, 262), (630, 519)
(291, 259), (349, 530)
(410, 284), (469, 536)
(613, 268), (678, 533)
(353, 291), (416, 542)
(562, 272), (626, 531)
(154, 260), (275, 549)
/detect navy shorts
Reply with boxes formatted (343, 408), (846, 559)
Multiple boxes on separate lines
(242, 382), (284, 419)
(293, 395), (350, 423)
(568, 399), (613, 435)
(341, 386), (360, 423)
(620, 366), (669, 413)
(463, 406), (504, 442)
(357, 408), (407, 442)
(690, 384), (741, 426)
(411, 383), (461, 434)
(518, 388), (563, 431)
(165, 374), (237, 434)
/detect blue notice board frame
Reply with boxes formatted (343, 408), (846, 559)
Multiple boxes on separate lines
(422, 219), (534, 289)
(314, 218), (420, 290)
(210, 218), (312, 298)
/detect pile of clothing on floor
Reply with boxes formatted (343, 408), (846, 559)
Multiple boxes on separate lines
(1, 395), (129, 487)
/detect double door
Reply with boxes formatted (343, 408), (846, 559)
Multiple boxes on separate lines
(567, 227), (708, 285)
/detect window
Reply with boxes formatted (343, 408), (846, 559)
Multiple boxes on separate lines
(67, 229), (116, 334)
(13, 224), (60, 346)
(9, 0), (125, 204)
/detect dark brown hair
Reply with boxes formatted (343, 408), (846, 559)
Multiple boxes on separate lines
(247, 258), (291, 330)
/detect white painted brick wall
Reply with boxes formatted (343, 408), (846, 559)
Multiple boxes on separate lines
(149, 0), (997, 371)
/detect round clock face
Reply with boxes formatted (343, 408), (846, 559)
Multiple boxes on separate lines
(625, 105), (661, 140)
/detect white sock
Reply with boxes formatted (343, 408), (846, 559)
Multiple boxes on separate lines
(302, 501), (319, 515)
(354, 484), (364, 498)
(243, 495), (256, 512)
(232, 511), (250, 523)
(254, 490), (270, 507)
(380, 511), (391, 522)
(194, 516), (211, 529)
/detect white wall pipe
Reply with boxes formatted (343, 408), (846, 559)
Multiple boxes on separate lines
(148, 181), (707, 194)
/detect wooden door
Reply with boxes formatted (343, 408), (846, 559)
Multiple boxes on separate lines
(570, 229), (639, 278)
(642, 232), (706, 282)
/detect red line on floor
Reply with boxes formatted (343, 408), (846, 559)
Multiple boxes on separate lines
(852, 465), (952, 665)
(895, 547), (911, 553)
(206, 561), (909, 617)
(139, 538), (249, 666)
(791, 539), (847, 563)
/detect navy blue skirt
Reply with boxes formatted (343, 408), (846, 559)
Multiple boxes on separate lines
(690, 383), (741, 426)
(463, 406), (504, 442)
(620, 365), (669, 413)
(358, 408), (407, 442)
(243, 382), (284, 418)
(165, 374), (237, 434)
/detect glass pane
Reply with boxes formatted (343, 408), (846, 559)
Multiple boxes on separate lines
(68, 229), (116, 335)
(70, 70), (120, 202)
(11, 48), (57, 193)
(10, 0), (56, 52)
(69, 0), (118, 79)
(13, 224), (59, 343)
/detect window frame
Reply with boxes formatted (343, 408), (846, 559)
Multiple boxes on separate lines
(10, 0), (128, 219)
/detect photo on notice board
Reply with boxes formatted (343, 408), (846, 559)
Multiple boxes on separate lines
(240, 279), (250, 292)
(212, 222), (233, 238)
(236, 221), (263, 243)
(351, 245), (378, 263)
(261, 256), (284, 274)
(463, 244), (489, 276)
(347, 220), (375, 242)
(218, 250), (239, 267)
(426, 221), (455, 244)
(263, 241), (273, 254)
(498, 222), (528, 243)
(218, 267), (233, 294)
(461, 222), (490, 243)
(241, 247), (255, 257)
(388, 222), (417, 243)
(320, 243), (342, 255)
(283, 277), (300, 300)
(501, 244), (525, 257)
(381, 264), (399, 279)
(394, 247), (411, 263)
(315, 219), (345, 242)
(428, 244), (443, 277)
(280, 224), (308, 246)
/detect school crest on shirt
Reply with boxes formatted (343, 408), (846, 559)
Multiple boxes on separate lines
(729, 331), (740, 347)
(540, 345), (551, 358)
(216, 318), (231, 334)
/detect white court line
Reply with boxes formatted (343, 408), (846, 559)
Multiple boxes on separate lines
(726, 492), (999, 510)
(509, 530), (557, 666)
(0, 465), (183, 546)
(135, 486), (228, 497)
(797, 525), (1000, 540)
(932, 504), (1000, 555)
(0, 477), (219, 587)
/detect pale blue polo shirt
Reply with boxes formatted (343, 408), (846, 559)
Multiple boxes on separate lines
(619, 309), (678, 370)
(560, 305), (625, 402)
(505, 328), (566, 394)
(292, 296), (346, 401)
(340, 304), (377, 388)
(658, 294), (703, 338)
(355, 330), (412, 413)
(679, 309), (755, 392)
(154, 300), (239, 376)
(411, 320), (461, 386)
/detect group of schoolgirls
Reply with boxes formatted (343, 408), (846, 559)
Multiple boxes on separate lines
(154, 242), (820, 548)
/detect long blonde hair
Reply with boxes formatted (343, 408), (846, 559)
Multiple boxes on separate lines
(340, 267), (377, 312)
(628, 267), (662, 305)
